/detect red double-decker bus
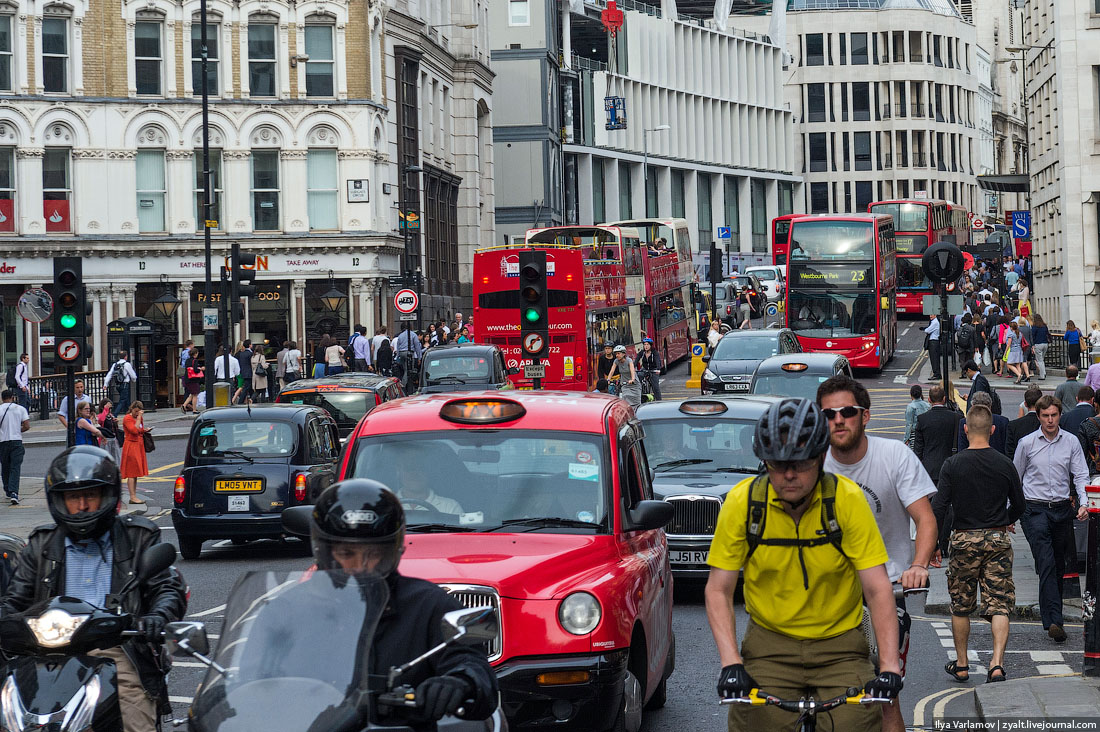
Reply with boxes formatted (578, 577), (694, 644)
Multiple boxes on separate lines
(867, 199), (971, 314)
(772, 214), (803, 266)
(785, 214), (898, 370)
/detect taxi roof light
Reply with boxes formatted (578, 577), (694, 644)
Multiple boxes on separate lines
(440, 398), (526, 425)
(678, 400), (728, 415)
(781, 363), (809, 372)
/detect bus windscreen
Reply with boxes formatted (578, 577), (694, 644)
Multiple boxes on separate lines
(869, 203), (928, 232)
(789, 292), (878, 338)
(788, 221), (875, 261)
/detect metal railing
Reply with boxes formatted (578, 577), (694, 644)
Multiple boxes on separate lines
(912, 153), (927, 167)
(25, 370), (109, 418)
(882, 104), (892, 119)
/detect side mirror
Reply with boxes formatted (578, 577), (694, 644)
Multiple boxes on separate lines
(626, 500), (675, 532)
(507, 367), (520, 376)
(282, 506), (313, 537)
(701, 355), (711, 363)
(136, 543), (176, 583)
(165, 621), (210, 657)
(442, 606), (498, 645)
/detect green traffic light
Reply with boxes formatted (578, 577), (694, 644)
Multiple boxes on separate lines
(60, 313), (77, 329)
(524, 308), (540, 323)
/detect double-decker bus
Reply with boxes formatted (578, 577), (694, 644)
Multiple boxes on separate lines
(785, 214), (898, 370)
(772, 214), (803, 266)
(866, 199), (971, 314)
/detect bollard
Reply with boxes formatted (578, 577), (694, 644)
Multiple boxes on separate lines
(685, 343), (706, 390)
(1084, 483), (1100, 677)
(213, 380), (232, 407)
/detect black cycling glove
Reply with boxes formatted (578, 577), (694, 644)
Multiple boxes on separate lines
(416, 675), (472, 721)
(139, 615), (166, 643)
(717, 664), (757, 699)
(864, 671), (903, 699)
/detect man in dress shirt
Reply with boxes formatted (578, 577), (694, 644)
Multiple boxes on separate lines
(351, 325), (372, 372)
(1013, 395), (1091, 643)
(14, 353), (29, 411)
(925, 314), (942, 380)
(1059, 386), (1096, 452)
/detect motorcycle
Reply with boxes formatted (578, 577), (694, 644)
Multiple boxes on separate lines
(168, 568), (507, 732)
(0, 542), (178, 732)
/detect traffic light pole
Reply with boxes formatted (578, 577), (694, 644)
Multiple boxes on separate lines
(64, 366), (75, 448)
(200, 0), (215, 412)
(221, 266), (232, 400)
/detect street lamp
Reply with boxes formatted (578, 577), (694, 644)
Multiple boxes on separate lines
(319, 270), (347, 313)
(149, 274), (181, 320)
(643, 124), (670, 217)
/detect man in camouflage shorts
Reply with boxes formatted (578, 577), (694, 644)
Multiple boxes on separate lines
(933, 405), (1026, 682)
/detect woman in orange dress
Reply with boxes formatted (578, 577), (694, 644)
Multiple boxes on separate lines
(120, 401), (150, 505)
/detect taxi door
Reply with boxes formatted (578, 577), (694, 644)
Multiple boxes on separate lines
(301, 417), (340, 503)
(617, 422), (673, 700)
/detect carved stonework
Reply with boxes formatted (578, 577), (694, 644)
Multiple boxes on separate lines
(137, 125), (167, 147)
(87, 220), (99, 229)
(43, 123), (74, 145)
(122, 221), (133, 229)
(223, 151), (251, 160)
(348, 219), (360, 228)
(249, 125), (282, 148)
(71, 148), (105, 159)
(108, 150), (137, 159)
(0, 123), (16, 145)
(338, 150), (372, 159)
(279, 150), (307, 160)
(290, 219), (303, 228)
(306, 125), (338, 147)
(166, 150), (195, 160)
(17, 147), (44, 159)
(192, 127), (225, 148)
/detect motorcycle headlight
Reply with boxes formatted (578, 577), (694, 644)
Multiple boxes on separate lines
(1, 675), (25, 732)
(558, 592), (601, 635)
(703, 369), (718, 381)
(25, 608), (89, 648)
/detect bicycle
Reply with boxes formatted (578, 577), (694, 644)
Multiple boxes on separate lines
(862, 586), (928, 679)
(721, 687), (892, 732)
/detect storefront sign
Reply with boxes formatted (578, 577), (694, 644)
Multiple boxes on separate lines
(44, 201), (70, 233)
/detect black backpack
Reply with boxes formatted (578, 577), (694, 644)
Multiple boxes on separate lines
(989, 385), (1002, 415)
(955, 323), (973, 351)
(984, 308), (1001, 337)
(4, 364), (15, 388)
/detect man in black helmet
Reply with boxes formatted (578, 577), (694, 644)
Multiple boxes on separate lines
(704, 398), (901, 732)
(0, 446), (187, 732)
(259, 479), (497, 730)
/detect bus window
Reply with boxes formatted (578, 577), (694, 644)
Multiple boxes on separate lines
(789, 221), (875, 260)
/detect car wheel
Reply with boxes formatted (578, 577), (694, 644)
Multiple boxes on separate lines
(644, 674), (667, 710)
(610, 667), (643, 732)
(178, 536), (203, 560)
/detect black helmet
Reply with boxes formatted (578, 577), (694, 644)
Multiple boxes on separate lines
(753, 398), (830, 463)
(45, 446), (122, 540)
(310, 479), (405, 575)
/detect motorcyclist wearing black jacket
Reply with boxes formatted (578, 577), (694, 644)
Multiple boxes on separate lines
(0, 446), (187, 731)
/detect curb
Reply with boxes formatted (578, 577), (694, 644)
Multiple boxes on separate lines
(24, 429), (193, 448)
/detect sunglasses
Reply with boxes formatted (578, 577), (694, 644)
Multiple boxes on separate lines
(765, 459), (819, 473)
(821, 406), (866, 420)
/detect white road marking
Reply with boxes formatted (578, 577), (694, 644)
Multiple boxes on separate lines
(189, 603), (226, 618)
(894, 375), (910, 384)
(903, 327), (912, 336)
(1029, 651), (1064, 662)
(1036, 664), (1074, 675)
(171, 661), (209, 668)
(968, 650), (980, 662)
(931, 621), (947, 628)
(934, 628), (952, 637)
(169, 695), (194, 704)
(939, 638), (955, 648)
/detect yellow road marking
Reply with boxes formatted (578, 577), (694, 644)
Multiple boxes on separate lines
(148, 460), (184, 475)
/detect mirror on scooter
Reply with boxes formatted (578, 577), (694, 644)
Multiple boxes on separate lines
(165, 621), (210, 657)
(281, 506), (313, 537)
(441, 606), (498, 645)
(137, 543), (177, 583)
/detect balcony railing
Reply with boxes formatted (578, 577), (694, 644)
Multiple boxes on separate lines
(912, 153), (927, 167)
(882, 104), (892, 119)
(882, 153), (893, 169)
(911, 103), (926, 117)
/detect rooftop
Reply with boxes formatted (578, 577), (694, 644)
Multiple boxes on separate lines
(789, 0), (961, 17)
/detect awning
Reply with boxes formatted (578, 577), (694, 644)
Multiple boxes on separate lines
(977, 174), (1030, 193)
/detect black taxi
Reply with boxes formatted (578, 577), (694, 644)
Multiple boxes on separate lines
(418, 343), (517, 394)
(276, 374), (404, 441)
(172, 405), (341, 560)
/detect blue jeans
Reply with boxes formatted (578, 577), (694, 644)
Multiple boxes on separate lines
(114, 383), (132, 416)
(0, 440), (24, 499)
(1020, 500), (1076, 628)
(313, 363), (326, 379)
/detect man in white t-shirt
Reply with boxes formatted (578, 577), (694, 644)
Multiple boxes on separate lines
(0, 389), (30, 505)
(817, 375), (938, 732)
(371, 326), (390, 355)
(213, 351), (241, 381)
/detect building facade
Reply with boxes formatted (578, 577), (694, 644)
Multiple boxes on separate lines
(743, 0), (984, 215)
(491, 0), (801, 256)
(1021, 0), (1100, 324)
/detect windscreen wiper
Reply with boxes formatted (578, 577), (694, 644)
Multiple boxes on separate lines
(714, 465), (766, 474)
(487, 517), (599, 532)
(219, 449), (254, 464)
(653, 458), (713, 472)
(406, 523), (476, 533)
(428, 377), (468, 384)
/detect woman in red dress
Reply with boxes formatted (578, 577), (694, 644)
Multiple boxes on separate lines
(120, 401), (150, 505)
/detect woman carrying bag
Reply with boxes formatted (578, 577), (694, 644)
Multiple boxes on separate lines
(120, 401), (151, 506)
(96, 398), (122, 464)
(252, 348), (270, 402)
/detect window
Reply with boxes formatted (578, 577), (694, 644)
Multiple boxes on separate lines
(307, 149), (338, 230)
(251, 150), (280, 230)
(750, 179), (766, 252)
(42, 17), (68, 93)
(0, 17), (12, 91)
(136, 150), (166, 232)
(193, 149), (222, 231)
(841, 84), (848, 122)
(671, 169), (684, 218)
(851, 33), (868, 65)
(779, 182), (794, 216)
(248, 23), (276, 97)
(810, 182), (829, 214)
(191, 22), (219, 96)
(853, 82), (870, 121)
(697, 172), (712, 249)
(135, 21), (162, 95)
(508, 0), (529, 25)
(304, 25), (334, 97)
(809, 133), (827, 172)
(592, 160), (605, 224)
(807, 84), (825, 123)
(855, 181), (873, 212)
(618, 164), (631, 218)
(843, 132), (850, 171)
(839, 34), (846, 65)
(0, 147), (14, 231)
(724, 176), (739, 234)
(42, 147), (71, 232)
(806, 34), (824, 66)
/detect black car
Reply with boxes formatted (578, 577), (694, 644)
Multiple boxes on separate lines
(276, 374), (404, 441)
(636, 396), (781, 579)
(701, 328), (802, 395)
(418, 343), (518, 394)
(172, 405), (341, 560)
(749, 353), (854, 402)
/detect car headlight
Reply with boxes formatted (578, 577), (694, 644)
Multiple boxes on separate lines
(558, 592), (601, 635)
(26, 608), (89, 648)
(703, 369), (717, 381)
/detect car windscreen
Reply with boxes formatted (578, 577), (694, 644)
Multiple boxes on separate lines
(192, 421), (296, 458)
(347, 431), (608, 531)
(422, 355), (492, 385)
(748, 269), (777, 281)
(643, 418), (762, 474)
(278, 391), (373, 427)
(752, 372), (835, 402)
(712, 336), (780, 361)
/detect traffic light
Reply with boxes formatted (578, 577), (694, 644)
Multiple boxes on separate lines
(230, 242), (257, 322)
(518, 250), (549, 358)
(53, 257), (89, 367)
(708, 244), (723, 284)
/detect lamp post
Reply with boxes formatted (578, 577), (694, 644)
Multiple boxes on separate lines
(319, 270), (347, 314)
(199, 0), (215, 411)
(397, 163), (423, 378)
(643, 124), (669, 217)
(149, 274), (182, 321)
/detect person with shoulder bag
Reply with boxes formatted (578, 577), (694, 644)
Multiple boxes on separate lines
(120, 402), (151, 506)
(96, 398), (122, 464)
(251, 348), (269, 403)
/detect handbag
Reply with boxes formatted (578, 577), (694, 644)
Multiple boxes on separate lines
(187, 366), (202, 380)
(254, 362), (266, 376)
(142, 430), (155, 453)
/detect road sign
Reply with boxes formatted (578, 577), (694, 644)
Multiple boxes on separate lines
(691, 343), (704, 357)
(202, 308), (219, 329)
(716, 226), (732, 239)
(522, 332), (545, 356)
(1012, 211), (1032, 240)
(16, 288), (52, 323)
(387, 276), (408, 289)
(399, 313), (417, 321)
(523, 363), (546, 379)
(393, 288), (419, 314)
(765, 303), (779, 317)
(962, 252), (975, 271)
(971, 217), (985, 230)
(56, 338), (81, 362)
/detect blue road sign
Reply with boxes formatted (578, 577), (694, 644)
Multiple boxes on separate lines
(716, 226), (732, 239)
(765, 303), (779, 317)
(691, 343), (705, 357)
(1012, 211), (1031, 240)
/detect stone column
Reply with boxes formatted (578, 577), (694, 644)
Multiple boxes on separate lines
(88, 286), (106, 370)
(117, 285), (137, 320)
(362, 279), (379, 339)
(291, 279), (307, 347)
(376, 277), (389, 332)
(280, 150), (309, 233)
(177, 282), (193, 342)
(222, 151), (252, 233)
(349, 278), (364, 326)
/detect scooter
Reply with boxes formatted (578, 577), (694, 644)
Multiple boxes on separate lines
(0, 542), (178, 732)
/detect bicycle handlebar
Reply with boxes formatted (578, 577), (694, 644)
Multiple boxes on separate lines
(720, 688), (893, 713)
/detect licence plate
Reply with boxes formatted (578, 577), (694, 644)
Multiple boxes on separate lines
(669, 550), (709, 565)
(215, 479), (262, 493)
(724, 383), (750, 392)
(227, 495), (249, 512)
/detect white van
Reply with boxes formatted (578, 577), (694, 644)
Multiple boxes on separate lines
(744, 265), (786, 303)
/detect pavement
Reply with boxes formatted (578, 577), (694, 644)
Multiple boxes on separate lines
(24, 407), (197, 447)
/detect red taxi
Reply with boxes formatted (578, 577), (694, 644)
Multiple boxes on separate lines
(339, 391), (675, 731)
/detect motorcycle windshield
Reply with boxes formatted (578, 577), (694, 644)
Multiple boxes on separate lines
(190, 570), (388, 732)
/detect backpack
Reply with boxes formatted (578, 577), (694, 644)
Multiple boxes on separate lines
(110, 362), (127, 389)
(989, 385), (1002, 415)
(4, 364), (15, 389)
(1085, 416), (1100, 472)
(955, 323), (973, 351)
(984, 308), (1001, 336)
(744, 473), (846, 589)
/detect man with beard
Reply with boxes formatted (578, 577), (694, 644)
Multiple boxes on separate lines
(817, 376), (938, 732)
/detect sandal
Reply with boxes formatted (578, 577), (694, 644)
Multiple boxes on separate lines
(987, 666), (1006, 682)
(945, 660), (970, 682)
(128, 499), (147, 505)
